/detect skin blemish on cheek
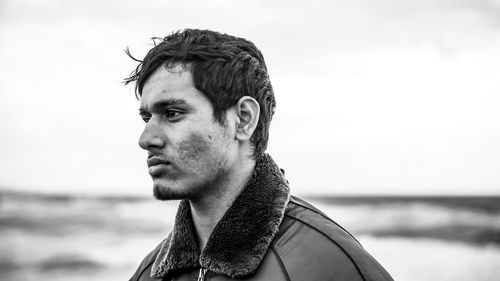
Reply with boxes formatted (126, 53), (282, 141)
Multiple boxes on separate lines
(178, 133), (210, 161)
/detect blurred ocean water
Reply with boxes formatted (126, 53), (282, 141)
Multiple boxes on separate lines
(1, 191), (499, 281)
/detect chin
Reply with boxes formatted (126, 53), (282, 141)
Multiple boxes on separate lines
(153, 185), (180, 201)
(152, 181), (199, 201)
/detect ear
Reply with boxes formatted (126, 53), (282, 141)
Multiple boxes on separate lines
(235, 96), (260, 142)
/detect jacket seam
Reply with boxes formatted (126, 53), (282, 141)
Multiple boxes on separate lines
(289, 198), (362, 246)
(270, 244), (292, 281)
(285, 214), (367, 281)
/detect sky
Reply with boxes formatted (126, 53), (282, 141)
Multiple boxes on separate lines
(0, 0), (499, 196)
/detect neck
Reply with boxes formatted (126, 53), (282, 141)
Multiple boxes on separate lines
(189, 156), (256, 251)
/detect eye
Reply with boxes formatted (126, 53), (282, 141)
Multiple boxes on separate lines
(165, 109), (184, 120)
(141, 115), (151, 123)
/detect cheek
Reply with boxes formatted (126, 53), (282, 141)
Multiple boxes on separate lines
(177, 132), (212, 162)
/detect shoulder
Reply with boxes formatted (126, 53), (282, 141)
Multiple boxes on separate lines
(129, 239), (166, 281)
(271, 196), (393, 281)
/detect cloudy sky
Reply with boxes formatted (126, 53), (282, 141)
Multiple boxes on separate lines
(0, 0), (499, 196)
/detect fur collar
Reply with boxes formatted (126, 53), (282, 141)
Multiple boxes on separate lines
(150, 154), (290, 279)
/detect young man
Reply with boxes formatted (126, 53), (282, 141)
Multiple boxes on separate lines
(126, 29), (393, 281)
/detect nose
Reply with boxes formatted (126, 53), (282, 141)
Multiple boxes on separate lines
(138, 120), (165, 151)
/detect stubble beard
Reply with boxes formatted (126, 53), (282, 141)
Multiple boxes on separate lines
(153, 184), (179, 201)
(150, 129), (232, 202)
(152, 181), (201, 201)
(151, 162), (228, 202)
(151, 172), (202, 201)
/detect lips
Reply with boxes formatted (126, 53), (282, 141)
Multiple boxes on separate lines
(147, 157), (172, 177)
(147, 157), (171, 167)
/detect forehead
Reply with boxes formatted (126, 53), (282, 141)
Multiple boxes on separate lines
(140, 65), (206, 110)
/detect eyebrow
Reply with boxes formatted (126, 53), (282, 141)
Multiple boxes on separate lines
(139, 99), (187, 115)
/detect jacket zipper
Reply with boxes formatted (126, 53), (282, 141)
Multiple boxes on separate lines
(197, 268), (207, 281)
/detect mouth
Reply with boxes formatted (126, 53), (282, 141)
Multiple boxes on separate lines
(147, 157), (172, 177)
(147, 157), (171, 168)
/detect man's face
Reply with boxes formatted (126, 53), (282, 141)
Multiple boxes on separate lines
(138, 65), (237, 201)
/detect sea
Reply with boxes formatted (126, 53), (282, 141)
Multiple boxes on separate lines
(1, 191), (499, 281)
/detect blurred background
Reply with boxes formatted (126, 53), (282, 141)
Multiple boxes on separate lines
(0, 0), (499, 280)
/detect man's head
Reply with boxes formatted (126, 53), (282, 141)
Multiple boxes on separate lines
(125, 29), (275, 159)
(125, 29), (276, 200)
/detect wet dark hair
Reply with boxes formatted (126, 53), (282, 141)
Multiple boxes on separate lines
(124, 29), (276, 159)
